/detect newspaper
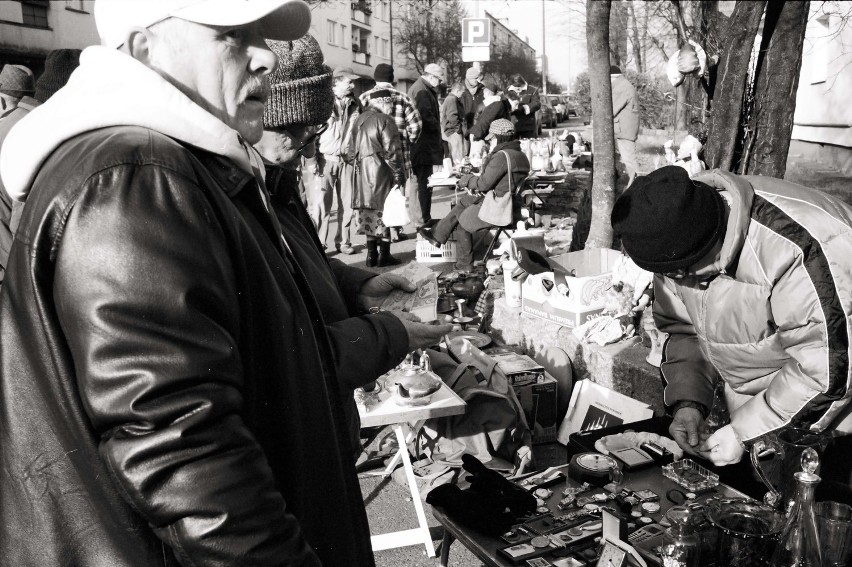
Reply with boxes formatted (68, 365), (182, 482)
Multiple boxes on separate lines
(379, 261), (438, 322)
(556, 380), (654, 445)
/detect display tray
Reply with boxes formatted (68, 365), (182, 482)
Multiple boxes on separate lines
(568, 416), (767, 500)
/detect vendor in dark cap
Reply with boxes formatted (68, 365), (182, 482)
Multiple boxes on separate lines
(612, 166), (852, 484)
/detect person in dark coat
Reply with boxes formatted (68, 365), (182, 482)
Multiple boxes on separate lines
(506, 73), (541, 139)
(349, 101), (406, 267)
(0, 1), (447, 565)
(419, 119), (530, 271)
(468, 74), (510, 142)
(460, 65), (484, 154)
(408, 62), (444, 229)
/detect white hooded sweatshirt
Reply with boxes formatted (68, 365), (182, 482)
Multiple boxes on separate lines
(0, 46), (263, 204)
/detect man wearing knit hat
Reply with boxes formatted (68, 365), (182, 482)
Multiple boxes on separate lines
(612, 166), (852, 489)
(360, 62), (422, 240)
(253, 34), (333, 211)
(0, 49), (81, 288)
(0, 0), (403, 565)
(0, 64), (34, 114)
(408, 62), (445, 230)
(257, 36), (449, 463)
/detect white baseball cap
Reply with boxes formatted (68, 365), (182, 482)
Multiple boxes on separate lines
(95, 0), (312, 48)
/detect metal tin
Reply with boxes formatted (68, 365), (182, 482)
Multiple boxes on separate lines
(641, 502), (661, 514)
(638, 516), (653, 524)
(584, 503), (600, 512)
(536, 505), (550, 515)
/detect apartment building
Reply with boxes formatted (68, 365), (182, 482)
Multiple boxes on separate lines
(0, 0), (98, 75)
(308, 0), (393, 94)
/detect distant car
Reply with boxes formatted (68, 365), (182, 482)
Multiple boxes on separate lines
(539, 95), (559, 131)
(563, 94), (578, 118)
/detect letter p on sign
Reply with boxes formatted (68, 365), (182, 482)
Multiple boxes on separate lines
(462, 18), (491, 46)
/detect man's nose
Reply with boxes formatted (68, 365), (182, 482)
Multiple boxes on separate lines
(247, 34), (277, 76)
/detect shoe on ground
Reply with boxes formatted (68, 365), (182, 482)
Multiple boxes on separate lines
(417, 227), (441, 248)
(338, 243), (355, 255)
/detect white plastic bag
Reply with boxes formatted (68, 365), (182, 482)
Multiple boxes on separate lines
(382, 186), (409, 227)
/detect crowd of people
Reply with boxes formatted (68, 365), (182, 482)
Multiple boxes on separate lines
(0, 0), (850, 564)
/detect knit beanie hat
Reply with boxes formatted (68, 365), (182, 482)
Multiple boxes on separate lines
(374, 63), (394, 83)
(34, 49), (81, 103)
(611, 166), (725, 273)
(264, 35), (333, 128)
(0, 64), (35, 97)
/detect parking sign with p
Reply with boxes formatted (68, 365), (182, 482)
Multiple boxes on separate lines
(462, 18), (491, 62)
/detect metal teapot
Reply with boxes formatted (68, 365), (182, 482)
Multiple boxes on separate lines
(388, 353), (442, 407)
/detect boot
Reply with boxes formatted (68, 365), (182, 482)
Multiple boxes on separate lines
(365, 239), (378, 268)
(377, 240), (401, 267)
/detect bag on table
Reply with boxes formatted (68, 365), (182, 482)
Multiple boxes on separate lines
(381, 186), (409, 227)
(477, 151), (516, 227)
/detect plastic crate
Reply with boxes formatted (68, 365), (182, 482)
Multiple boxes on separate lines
(415, 239), (457, 263)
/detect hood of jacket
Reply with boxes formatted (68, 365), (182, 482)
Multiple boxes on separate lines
(482, 94), (503, 107)
(691, 169), (755, 276)
(0, 46), (259, 202)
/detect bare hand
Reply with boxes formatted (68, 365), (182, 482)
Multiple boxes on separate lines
(697, 424), (745, 466)
(669, 407), (705, 457)
(393, 311), (453, 352)
(356, 274), (415, 312)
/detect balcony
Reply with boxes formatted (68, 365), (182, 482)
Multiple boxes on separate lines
(351, 1), (371, 26)
(352, 51), (370, 66)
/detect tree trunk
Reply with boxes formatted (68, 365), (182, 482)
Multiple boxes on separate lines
(626, 0), (644, 73)
(745, 0), (809, 177)
(585, 0), (617, 250)
(703, 0), (766, 171)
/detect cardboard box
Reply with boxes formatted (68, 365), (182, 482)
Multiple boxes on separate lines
(491, 351), (545, 387)
(521, 249), (622, 329)
(514, 373), (558, 444)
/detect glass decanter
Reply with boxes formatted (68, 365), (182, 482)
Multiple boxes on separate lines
(770, 447), (823, 567)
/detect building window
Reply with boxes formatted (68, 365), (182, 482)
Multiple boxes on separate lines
(327, 19), (339, 46)
(21, 1), (49, 28)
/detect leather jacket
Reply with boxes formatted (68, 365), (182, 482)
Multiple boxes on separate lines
(0, 126), (378, 566)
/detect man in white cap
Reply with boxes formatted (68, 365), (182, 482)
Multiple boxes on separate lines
(0, 1), (388, 565)
(408, 62), (445, 231)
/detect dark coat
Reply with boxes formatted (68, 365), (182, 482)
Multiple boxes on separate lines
(458, 139), (531, 233)
(507, 85), (541, 135)
(349, 107), (405, 209)
(469, 98), (511, 141)
(460, 83), (484, 130)
(266, 164), (409, 454)
(0, 125), (399, 566)
(408, 77), (443, 166)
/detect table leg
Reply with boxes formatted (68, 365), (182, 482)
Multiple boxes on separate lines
(375, 420), (424, 478)
(394, 424), (436, 557)
(438, 529), (454, 567)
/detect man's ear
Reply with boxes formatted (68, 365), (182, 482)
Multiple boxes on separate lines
(124, 27), (155, 65)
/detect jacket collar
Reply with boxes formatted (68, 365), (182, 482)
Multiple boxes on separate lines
(483, 94), (502, 107)
(691, 169), (755, 274)
(1, 45), (257, 202)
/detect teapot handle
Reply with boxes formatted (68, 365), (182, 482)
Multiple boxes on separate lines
(751, 435), (785, 508)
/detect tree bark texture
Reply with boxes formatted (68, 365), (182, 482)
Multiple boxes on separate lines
(585, 0), (617, 250)
(746, 0), (809, 177)
(703, 0), (767, 171)
(609, 0), (628, 70)
(626, 1), (644, 73)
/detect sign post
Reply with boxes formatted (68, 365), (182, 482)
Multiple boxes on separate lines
(461, 18), (491, 63)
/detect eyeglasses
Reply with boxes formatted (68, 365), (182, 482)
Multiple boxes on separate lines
(294, 122), (329, 152)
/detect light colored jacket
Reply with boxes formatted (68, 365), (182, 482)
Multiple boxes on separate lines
(611, 74), (639, 142)
(655, 169), (852, 443)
